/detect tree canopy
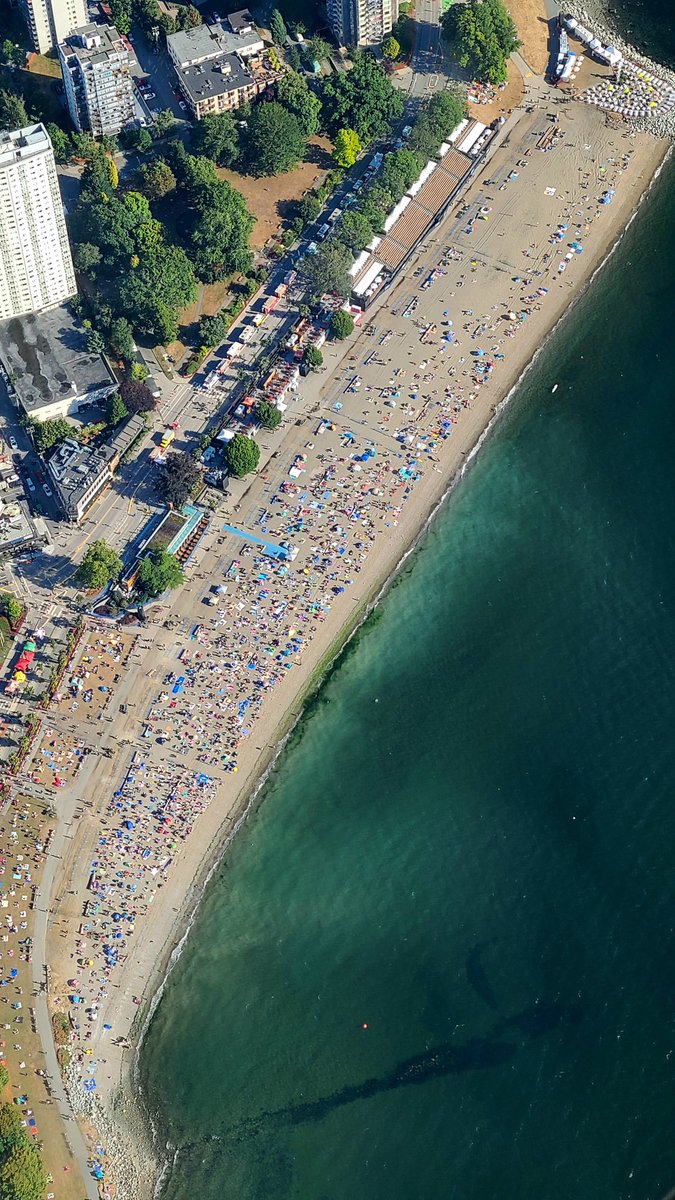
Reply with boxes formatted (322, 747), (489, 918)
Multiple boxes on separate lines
(382, 34), (401, 60)
(270, 8), (288, 44)
(300, 240), (353, 299)
(137, 548), (184, 598)
(303, 345), (323, 370)
(45, 122), (71, 162)
(0, 1139), (46, 1200)
(138, 158), (176, 200)
(199, 312), (229, 347)
(442, 0), (520, 83)
(0, 91), (28, 131)
(30, 418), (73, 454)
(409, 89), (467, 157)
(184, 168), (254, 283)
(256, 400), (282, 430)
(330, 309), (355, 340)
(277, 71), (322, 137)
(107, 391), (129, 425)
(242, 102), (307, 177)
(75, 540), (123, 591)
(320, 53), (403, 143)
(333, 128), (361, 169)
(120, 377), (156, 414)
(225, 433), (260, 477)
(157, 451), (201, 507)
(191, 112), (240, 166)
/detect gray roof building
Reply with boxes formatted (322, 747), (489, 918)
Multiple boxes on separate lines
(0, 304), (117, 423)
(47, 414), (145, 523)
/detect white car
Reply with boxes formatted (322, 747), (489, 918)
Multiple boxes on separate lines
(25, 478), (36, 493)
(8, 436), (17, 450)
(42, 482), (52, 497)
(179, 100), (187, 110)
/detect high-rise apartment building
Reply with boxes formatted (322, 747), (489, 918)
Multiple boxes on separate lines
(0, 124), (76, 322)
(327, 0), (398, 47)
(19, 0), (87, 55)
(59, 24), (136, 138)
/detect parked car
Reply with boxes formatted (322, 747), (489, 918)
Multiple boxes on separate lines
(144, 91), (156, 100)
(25, 478), (35, 492)
(42, 482), (52, 496)
(179, 100), (187, 110)
(8, 435), (17, 450)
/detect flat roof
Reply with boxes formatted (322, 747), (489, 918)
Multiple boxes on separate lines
(0, 305), (117, 415)
(0, 500), (44, 553)
(168, 20), (261, 67)
(0, 123), (51, 170)
(60, 22), (128, 62)
(48, 437), (115, 507)
(178, 51), (252, 103)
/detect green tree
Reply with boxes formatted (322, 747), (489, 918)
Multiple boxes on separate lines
(225, 433), (260, 477)
(320, 53), (403, 143)
(74, 539), (123, 590)
(192, 112), (240, 166)
(334, 209), (373, 253)
(410, 88), (466, 157)
(186, 176), (254, 283)
(87, 329), (105, 354)
(157, 451), (201, 506)
(130, 362), (148, 381)
(380, 148), (424, 199)
(70, 131), (99, 160)
(152, 109), (176, 139)
(0, 91), (29, 131)
(0, 1140), (47, 1200)
(137, 548), (184, 598)
(73, 242), (101, 275)
(303, 345), (323, 370)
(442, 0), (520, 83)
(30, 418), (73, 454)
(80, 150), (117, 202)
(137, 127), (153, 153)
(307, 35), (330, 62)
(139, 158), (176, 200)
(300, 240), (352, 299)
(297, 194), (322, 225)
(1, 41), (26, 68)
(199, 312), (229, 346)
(108, 316), (135, 360)
(109, 0), (132, 34)
(382, 34), (401, 59)
(0, 1103), (22, 1155)
(333, 127), (361, 169)
(107, 392), (129, 425)
(277, 72), (322, 137)
(45, 122), (71, 162)
(0, 594), (23, 626)
(330, 309), (355, 340)
(269, 8), (287, 44)
(242, 102), (306, 177)
(256, 400), (282, 430)
(120, 377), (155, 414)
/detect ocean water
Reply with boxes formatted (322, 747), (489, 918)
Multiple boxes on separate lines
(139, 31), (675, 1200)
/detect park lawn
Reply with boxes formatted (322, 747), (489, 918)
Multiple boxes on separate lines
(217, 134), (334, 248)
(27, 50), (62, 78)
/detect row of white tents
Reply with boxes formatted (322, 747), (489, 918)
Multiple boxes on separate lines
(561, 13), (623, 66)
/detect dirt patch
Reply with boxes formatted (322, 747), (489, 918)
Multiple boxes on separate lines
(467, 59), (525, 122)
(26, 52), (62, 78)
(508, 0), (551, 74)
(217, 135), (334, 248)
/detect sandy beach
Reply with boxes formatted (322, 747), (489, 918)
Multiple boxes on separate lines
(2, 44), (670, 1200)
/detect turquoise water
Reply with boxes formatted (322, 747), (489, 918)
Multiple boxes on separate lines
(140, 54), (675, 1200)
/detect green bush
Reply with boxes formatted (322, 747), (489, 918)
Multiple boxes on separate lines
(225, 433), (260, 477)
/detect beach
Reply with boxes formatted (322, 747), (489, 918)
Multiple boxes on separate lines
(4, 49), (671, 1200)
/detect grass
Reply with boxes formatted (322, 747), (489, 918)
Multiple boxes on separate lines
(27, 51), (62, 78)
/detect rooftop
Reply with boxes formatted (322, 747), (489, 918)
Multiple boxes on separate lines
(178, 50), (253, 104)
(60, 22), (129, 63)
(0, 305), (117, 415)
(0, 500), (48, 556)
(167, 20), (262, 67)
(0, 123), (52, 170)
(228, 9), (254, 33)
(48, 437), (115, 506)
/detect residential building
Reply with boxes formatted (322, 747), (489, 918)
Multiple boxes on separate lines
(19, 0), (87, 54)
(328, 0), (398, 48)
(0, 303), (117, 423)
(59, 24), (136, 137)
(0, 124), (76, 322)
(167, 20), (282, 120)
(47, 414), (145, 523)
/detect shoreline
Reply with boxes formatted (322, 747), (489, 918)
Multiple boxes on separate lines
(23, 47), (671, 1195)
(117, 130), (673, 1197)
